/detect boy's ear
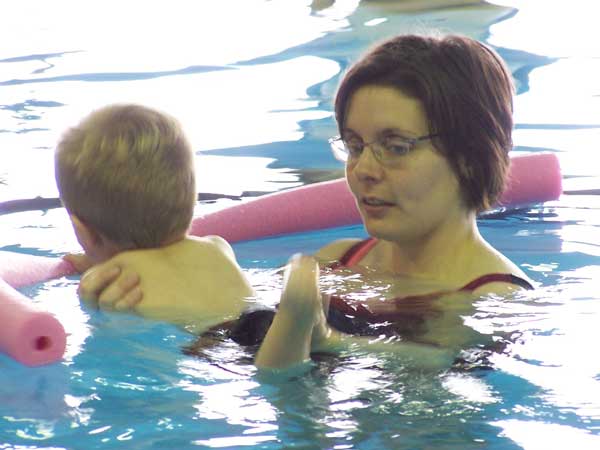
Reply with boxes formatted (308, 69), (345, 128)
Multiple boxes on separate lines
(70, 214), (102, 251)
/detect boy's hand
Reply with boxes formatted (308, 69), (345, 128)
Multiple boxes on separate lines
(63, 253), (94, 273)
(79, 263), (143, 311)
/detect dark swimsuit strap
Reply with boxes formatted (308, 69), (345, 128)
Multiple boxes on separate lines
(330, 237), (534, 292)
(459, 273), (534, 291)
(328, 238), (378, 270)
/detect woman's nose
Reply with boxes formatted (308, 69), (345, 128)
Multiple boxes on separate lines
(353, 146), (384, 182)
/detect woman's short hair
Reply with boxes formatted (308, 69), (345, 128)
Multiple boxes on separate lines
(335, 34), (515, 212)
(55, 104), (196, 249)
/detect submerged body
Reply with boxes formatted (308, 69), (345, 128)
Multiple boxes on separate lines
(320, 238), (533, 348)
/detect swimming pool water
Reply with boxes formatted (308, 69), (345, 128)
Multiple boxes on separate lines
(1, 1), (600, 449)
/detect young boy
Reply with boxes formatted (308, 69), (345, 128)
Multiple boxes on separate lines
(56, 104), (255, 333)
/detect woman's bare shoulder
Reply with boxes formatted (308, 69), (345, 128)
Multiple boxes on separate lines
(314, 238), (363, 263)
(468, 246), (535, 296)
(470, 265), (535, 296)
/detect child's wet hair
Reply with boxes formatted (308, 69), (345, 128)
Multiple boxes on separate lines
(55, 104), (196, 249)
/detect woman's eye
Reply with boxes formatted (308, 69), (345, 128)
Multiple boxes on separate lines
(345, 140), (364, 155)
(384, 138), (412, 155)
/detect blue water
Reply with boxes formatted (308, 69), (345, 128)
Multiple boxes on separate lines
(1, 1), (600, 449)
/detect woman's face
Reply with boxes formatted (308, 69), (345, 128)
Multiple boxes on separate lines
(344, 85), (467, 244)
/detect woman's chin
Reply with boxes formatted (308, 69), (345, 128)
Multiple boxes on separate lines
(363, 220), (395, 241)
(363, 218), (418, 244)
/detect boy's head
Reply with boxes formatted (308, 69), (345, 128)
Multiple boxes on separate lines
(55, 104), (196, 261)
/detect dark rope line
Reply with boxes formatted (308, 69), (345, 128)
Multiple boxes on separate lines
(562, 189), (600, 195)
(0, 189), (597, 216)
(0, 192), (248, 215)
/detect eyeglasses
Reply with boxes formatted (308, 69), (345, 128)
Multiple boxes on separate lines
(328, 132), (439, 166)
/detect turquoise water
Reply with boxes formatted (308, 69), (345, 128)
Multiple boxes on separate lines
(1, 1), (600, 449)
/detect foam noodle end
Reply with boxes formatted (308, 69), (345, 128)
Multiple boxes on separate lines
(499, 153), (562, 206)
(0, 280), (67, 366)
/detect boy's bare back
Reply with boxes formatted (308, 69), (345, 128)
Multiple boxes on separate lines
(107, 235), (254, 333)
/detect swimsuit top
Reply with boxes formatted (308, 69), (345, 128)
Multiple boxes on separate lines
(326, 238), (534, 337)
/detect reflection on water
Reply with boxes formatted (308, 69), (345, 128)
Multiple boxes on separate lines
(2, 264), (600, 447)
(493, 420), (600, 450)
(0, 0), (526, 203)
(489, 0), (600, 57)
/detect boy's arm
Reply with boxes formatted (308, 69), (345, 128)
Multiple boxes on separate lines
(78, 260), (143, 311)
(63, 253), (94, 273)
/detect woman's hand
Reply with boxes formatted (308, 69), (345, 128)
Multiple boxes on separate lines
(255, 254), (331, 369)
(79, 262), (143, 311)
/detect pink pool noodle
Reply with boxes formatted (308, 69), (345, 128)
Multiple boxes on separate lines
(498, 153), (562, 207)
(0, 252), (76, 289)
(190, 153), (562, 243)
(0, 253), (74, 366)
(0, 279), (67, 366)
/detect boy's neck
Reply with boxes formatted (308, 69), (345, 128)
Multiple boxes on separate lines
(159, 232), (187, 247)
(87, 232), (189, 264)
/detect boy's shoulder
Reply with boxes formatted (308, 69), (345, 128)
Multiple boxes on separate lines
(106, 235), (253, 331)
(187, 235), (236, 261)
(110, 235), (237, 268)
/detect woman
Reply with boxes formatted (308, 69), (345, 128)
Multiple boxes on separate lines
(255, 34), (534, 368)
(78, 34), (533, 369)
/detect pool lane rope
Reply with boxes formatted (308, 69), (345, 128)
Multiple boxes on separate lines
(0, 152), (563, 366)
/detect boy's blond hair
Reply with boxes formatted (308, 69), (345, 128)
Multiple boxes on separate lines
(55, 104), (196, 249)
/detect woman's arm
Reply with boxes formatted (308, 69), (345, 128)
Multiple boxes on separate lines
(255, 253), (455, 372)
(255, 254), (330, 369)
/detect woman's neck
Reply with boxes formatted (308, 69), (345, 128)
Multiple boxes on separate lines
(376, 211), (482, 282)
